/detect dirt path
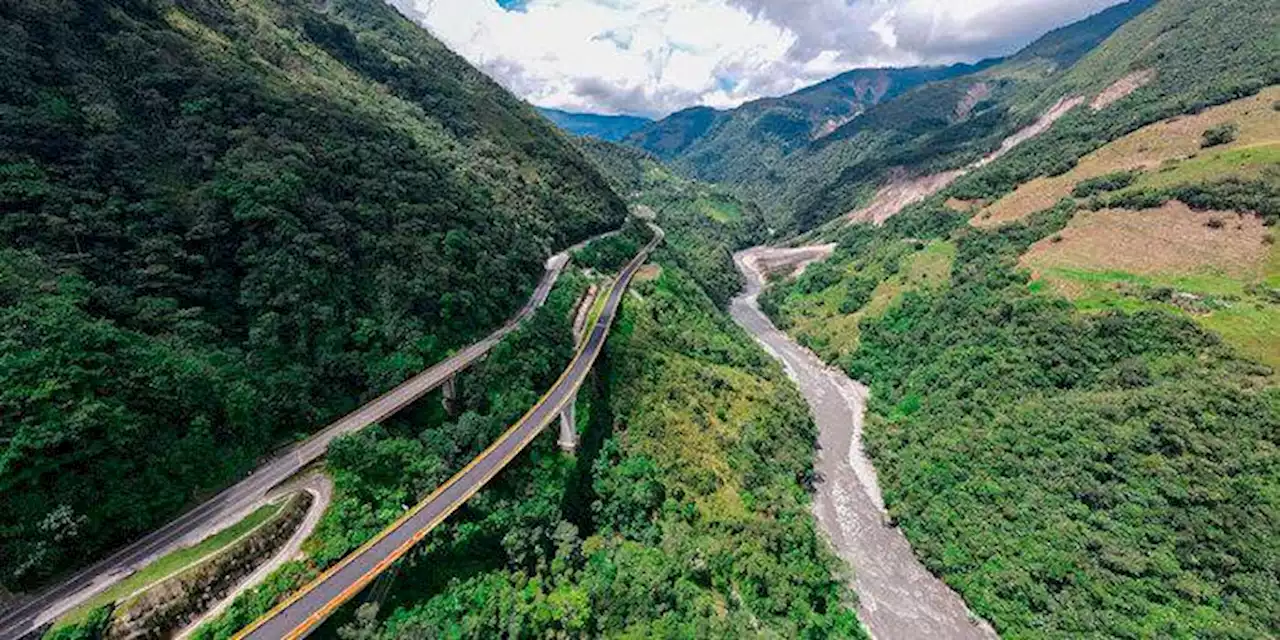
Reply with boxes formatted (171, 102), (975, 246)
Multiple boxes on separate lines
(731, 247), (996, 640)
(175, 473), (334, 639)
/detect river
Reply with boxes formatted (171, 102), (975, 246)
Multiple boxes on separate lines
(730, 247), (997, 640)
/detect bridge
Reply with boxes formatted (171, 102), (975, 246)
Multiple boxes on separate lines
(234, 224), (663, 639)
(0, 232), (615, 640)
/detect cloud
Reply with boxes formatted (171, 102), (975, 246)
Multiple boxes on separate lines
(399, 0), (1128, 118)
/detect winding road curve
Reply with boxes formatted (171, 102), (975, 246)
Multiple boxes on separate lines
(0, 235), (604, 640)
(731, 247), (997, 640)
(234, 225), (663, 640)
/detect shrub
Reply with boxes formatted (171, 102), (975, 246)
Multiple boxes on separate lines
(1072, 170), (1142, 197)
(1201, 123), (1239, 147)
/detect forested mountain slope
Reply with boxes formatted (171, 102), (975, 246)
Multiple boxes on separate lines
(576, 138), (772, 305)
(627, 61), (993, 185)
(0, 0), (624, 589)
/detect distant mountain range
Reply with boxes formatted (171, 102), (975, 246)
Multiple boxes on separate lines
(537, 108), (652, 141)
(623, 0), (1167, 231)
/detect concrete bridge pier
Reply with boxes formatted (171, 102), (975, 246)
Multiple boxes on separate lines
(557, 395), (578, 452)
(442, 374), (459, 417)
(557, 283), (598, 453)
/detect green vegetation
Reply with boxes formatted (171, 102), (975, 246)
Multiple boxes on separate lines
(948, 0), (1279, 206)
(577, 138), (768, 307)
(361, 264), (862, 638)
(626, 0), (1168, 232)
(695, 194), (744, 223)
(1071, 169), (1141, 197)
(572, 219), (653, 273)
(761, 236), (955, 365)
(190, 255), (863, 638)
(43, 606), (112, 640)
(628, 0), (1278, 235)
(52, 502), (283, 631)
(1097, 177), (1280, 225)
(762, 193), (1279, 636)
(1034, 265), (1280, 372)
(190, 270), (589, 639)
(0, 0), (623, 589)
(1202, 123), (1240, 148)
(627, 61), (994, 196)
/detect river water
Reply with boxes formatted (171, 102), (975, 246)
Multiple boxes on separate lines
(730, 248), (997, 640)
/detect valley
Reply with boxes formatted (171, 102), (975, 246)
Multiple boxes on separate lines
(2, 0), (1277, 638)
(732, 248), (995, 639)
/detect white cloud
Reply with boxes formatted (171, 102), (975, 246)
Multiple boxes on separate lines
(396, 0), (1128, 117)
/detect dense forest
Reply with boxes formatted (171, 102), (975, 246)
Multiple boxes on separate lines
(0, 0), (625, 589)
(576, 138), (768, 306)
(360, 262), (862, 638)
(761, 188), (1279, 636)
(626, 60), (994, 184)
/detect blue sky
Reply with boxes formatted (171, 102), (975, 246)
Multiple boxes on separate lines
(396, 0), (1128, 118)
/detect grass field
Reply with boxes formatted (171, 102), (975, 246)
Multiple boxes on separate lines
(51, 502), (283, 630)
(694, 195), (744, 223)
(1021, 203), (1279, 369)
(974, 86), (1280, 227)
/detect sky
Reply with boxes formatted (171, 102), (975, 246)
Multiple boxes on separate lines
(394, 0), (1128, 118)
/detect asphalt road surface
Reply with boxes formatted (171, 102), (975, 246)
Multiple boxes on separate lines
(732, 247), (996, 639)
(236, 225), (662, 640)
(0, 248), (579, 640)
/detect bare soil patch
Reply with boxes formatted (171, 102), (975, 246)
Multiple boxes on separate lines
(845, 95), (1085, 226)
(955, 82), (992, 119)
(742, 244), (837, 281)
(975, 86), (1280, 227)
(846, 170), (965, 225)
(1021, 201), (1271, 280)
(945, 197), (982, 213)
(1091, 70), (1155, 110)
(634, 264), (663, 282)
(976, 96), (1085, 168)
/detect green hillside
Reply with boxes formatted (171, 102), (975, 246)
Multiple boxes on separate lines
(784, 0), (1280, 231)
(750, 0), (1280, 635)
(0, 0), (624, 589)
(576, 138), (771, 306)
(627, 62), (993, 188)
(626, 0), (1164, 232)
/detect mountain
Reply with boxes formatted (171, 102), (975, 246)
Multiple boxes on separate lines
(630, 0), (1167, 231)
(749, 0), (1280, 634)
(0, 0), (624, 588)
(780, 0), (1277, 230)
(537, 107), (652, 141)
(626, 61), (996, 181)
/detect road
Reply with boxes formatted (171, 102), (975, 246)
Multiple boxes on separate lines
(235, 225), (663, 640)
(731, 247), (996, 639)
(0, 244), (585, 640)
(176, 473), (334, 640)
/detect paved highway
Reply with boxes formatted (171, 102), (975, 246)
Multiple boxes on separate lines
(0, 244), (588, 640)
(235, 225), (663, 640)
